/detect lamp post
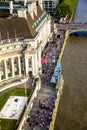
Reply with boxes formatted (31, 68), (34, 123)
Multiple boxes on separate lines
(22, 57), (27, 97)
(23, 57), (28, 108)
(24, 68), (27, 97)
(0, 120), (1, 130)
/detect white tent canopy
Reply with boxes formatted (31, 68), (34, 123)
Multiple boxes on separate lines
(50, 75), (56, 84)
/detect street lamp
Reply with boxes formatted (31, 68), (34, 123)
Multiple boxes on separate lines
(24, 70), (27, 97)
(0, 120), (1, 130)
(22, 57), (28, 108)
(22, 57), (27, 97)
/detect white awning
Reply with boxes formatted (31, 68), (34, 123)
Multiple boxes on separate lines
(50, 75), (56, 84)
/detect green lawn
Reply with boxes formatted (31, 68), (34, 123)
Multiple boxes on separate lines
(0, 119), (17, 130)
(0, 88), (33, 130)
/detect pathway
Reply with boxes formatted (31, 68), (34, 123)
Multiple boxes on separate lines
(22, 30), (65, 130)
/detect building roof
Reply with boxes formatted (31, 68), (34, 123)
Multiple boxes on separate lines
(0, 4), (45, 40)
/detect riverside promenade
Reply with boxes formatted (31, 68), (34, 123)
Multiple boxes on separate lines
(22, 30), (66, 130)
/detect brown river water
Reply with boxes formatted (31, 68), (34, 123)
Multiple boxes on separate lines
(54, 36), (87, 130)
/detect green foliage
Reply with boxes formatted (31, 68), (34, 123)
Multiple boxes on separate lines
(0, 88), (33, 130)
(57, 0), (78, 17)
(57, 4), (71, 17)
(0, 119), (17, 130)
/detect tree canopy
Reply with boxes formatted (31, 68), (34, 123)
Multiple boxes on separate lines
(57, 0), (78, 17)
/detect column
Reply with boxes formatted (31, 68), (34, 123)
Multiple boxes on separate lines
(0, 75), (1, 81)
(0, 61), (2, 80)
(0, 68), (2, 81)
(25, 57), (28, 75)
(4, 59), (8, 79)
(48, 1), (49, 12)
(11, 58), (15, 77)
(38, 47), (42, 73)
(35, 52), (38, 75)
(18, 56), (21, 76)
(32, 55), (35, 75)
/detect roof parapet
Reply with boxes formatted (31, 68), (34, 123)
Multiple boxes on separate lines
(24, 0), (27, 6)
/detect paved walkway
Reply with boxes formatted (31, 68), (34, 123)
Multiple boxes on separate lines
(22, 31), (65, 130)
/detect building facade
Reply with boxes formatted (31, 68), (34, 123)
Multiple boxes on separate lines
(43, 0), (59, 13)
(0, 0), (51, 88)
(0, 0), (59, 13)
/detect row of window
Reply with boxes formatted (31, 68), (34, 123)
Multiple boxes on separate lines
(32, 12), (47, 29)
(0, 44), (22, 52)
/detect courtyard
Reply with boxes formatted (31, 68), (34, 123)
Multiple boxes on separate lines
(0, 87), (33, 130)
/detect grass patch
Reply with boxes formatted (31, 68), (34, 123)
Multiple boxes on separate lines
(0, 88), (33, 130)
(0, 119), (17, 130)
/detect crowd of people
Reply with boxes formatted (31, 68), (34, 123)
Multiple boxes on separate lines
(22, 30), (65, 130)
(41, 38), (64, 87)
(25, 97), (55, 130)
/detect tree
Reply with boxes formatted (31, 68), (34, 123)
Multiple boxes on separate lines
(56, 0), (78, 17)
(57, 3), (71, 17)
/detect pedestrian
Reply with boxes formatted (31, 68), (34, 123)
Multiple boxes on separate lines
(38, 99), (41, 105)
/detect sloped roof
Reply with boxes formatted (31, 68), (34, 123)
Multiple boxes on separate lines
(33, 4), (44, 22)
(0, 17), (35, 40)
(0, 4), (45, 40)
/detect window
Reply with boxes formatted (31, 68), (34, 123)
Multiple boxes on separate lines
(28, 57), (32, 68)
(36, 20), (39, 24)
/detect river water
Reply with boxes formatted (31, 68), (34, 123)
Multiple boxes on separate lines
(55, 0), (87, 130)
(74, 0), (87, 23)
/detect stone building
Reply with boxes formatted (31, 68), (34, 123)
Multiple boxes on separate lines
(0, 0), (59, 13)
(43, 0), (59, 13)
(0, 0), (51, 88)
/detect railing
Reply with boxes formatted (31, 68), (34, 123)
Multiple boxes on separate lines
(49, 30), (68, 130)
(49, 75), (64, 130)
(35, 14), (48, 31)
(55, 23), (87, 30)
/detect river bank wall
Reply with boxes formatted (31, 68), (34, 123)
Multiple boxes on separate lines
(49, 30), (69, 130)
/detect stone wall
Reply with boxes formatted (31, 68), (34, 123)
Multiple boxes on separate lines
(49, 30), (69, 130)
(49, 75), (64, 130)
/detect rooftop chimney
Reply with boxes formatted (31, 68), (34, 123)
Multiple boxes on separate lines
(28, 3), (34, 19)
(36, 1), (38, 6)
(39, 0), (43, 10)
(33, 2), (37, 16)
(9, 1), (13, 15)
(18, 8), (27, 19)
(24, 0), (27, 7)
